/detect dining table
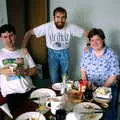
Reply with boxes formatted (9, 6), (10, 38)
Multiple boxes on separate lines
(0, 84), (108, 120)
(0, 87), (61, 120)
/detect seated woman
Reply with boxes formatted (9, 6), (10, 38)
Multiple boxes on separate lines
(80, 28), (120, 120)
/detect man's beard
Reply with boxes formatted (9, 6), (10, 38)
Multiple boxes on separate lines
(55, 22), (65, 29)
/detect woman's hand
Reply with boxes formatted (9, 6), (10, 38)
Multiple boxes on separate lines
(104, 76), (117, 87)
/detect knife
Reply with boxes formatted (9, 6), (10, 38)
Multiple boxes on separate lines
(78, 110), (103, 114)
(29, 95), (51, 101)
(29, 97), (39, 101)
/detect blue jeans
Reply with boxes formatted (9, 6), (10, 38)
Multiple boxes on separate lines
(48, 48), (70, 84)
(102, 85), (119, 120)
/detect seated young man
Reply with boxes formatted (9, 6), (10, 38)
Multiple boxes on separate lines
(0, 24), (37, 117)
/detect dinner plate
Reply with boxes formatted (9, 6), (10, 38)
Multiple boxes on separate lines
(73, 102), (103, 120)
(52, 83), (62, 91)
(93, 87), (112, 104)
(30, 88), (56, 104)
(94, 87), (112, 99)
(16, 112), (46, 120)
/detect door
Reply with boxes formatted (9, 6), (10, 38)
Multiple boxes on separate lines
(25, 0), (48, 64)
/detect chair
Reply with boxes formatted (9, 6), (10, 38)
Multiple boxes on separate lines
(0, 93), (13, 119)
(0, 103), (13, 119)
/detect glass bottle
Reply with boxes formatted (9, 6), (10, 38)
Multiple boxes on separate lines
(61, 73), (67, 95)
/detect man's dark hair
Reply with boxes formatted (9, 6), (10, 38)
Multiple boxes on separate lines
(53, 7), (67, 18)
(0, 24), (16, 37)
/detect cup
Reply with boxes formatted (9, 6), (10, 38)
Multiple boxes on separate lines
(39, 95), (48, 105)
(46, 96), (64, 115)
(9, 64), (17, 72)
(66, 112), (81, 120)
(66, 81), (73, 91)
(37, 95), (48, 113)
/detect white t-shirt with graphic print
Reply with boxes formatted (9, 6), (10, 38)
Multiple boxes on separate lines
(0, 48), (36, 97)
(33, 21), (84, 50)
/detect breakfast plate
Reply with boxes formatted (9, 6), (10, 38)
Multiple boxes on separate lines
(94, 87), (112, 98)
(93, 87), (112, 104)
(16, 112), (46, 120)
(73, 102), (103, 120)
(52, 83), (62, 91)
(30, 88), (56, 104)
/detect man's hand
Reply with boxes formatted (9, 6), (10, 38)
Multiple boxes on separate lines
(23, 67), (37, 76)
(15, 67), (25, 76)
(15, 67), (37, 76)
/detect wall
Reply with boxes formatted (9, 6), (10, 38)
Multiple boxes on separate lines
(0, 0), (7, 26)
(0, 0), (120, 80)
(50, 0), (120, 80)
(0, 0), (8, 48)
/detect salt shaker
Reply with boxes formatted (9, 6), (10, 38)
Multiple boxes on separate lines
(61, 74), (67, 94)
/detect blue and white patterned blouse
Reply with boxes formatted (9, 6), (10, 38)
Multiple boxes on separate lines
(80, 47), (120, 86)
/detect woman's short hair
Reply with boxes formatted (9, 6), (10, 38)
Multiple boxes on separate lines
(88, 28), (105, 40)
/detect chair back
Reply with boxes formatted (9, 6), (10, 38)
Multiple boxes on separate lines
(0, 103), (13, 119)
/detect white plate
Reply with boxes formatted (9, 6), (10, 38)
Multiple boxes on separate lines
(52, 83), (62, 91)
(73, 102), (103, 120)
(16, 112), (46, 120)
(94, 87), (112, 99)
(30, 88), (56, 104)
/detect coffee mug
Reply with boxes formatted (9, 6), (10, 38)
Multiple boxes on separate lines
(9, 64), (17, 72)
(66, 112), (81, 120)
(46, 96), (64, 115)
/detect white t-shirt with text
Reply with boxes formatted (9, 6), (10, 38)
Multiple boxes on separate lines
(33, 21), (84, 50)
